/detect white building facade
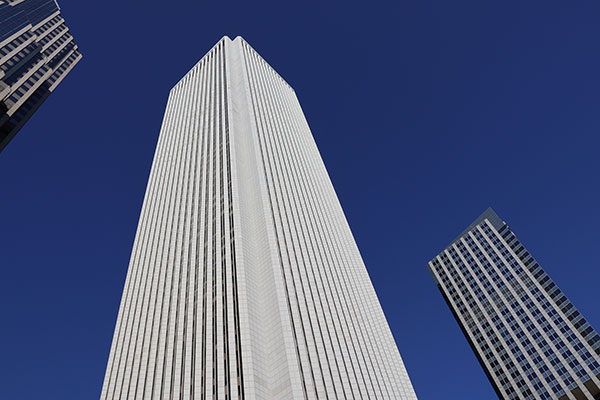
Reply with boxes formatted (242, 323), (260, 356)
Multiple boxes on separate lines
(429, 208), (600, 400)
(100, 36), (417, 400)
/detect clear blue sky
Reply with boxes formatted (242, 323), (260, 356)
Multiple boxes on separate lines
(1, 1), (599, 399)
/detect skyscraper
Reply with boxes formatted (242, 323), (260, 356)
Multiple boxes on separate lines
(0, 0), (81, 152)
(100, 36), (417, 400)
(428, 208), (600, 400)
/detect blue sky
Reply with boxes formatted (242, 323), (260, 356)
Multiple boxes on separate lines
(1, 1), (599, 399)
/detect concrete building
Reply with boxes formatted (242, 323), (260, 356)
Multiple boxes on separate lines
(100, 36), (418, 399)
(0, 0), (81, 152)
(429, 208), (600, 400)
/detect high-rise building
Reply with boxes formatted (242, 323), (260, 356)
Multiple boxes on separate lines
(428, 208), (600, 400)
(100, 36), (417, 400)
(0, 0), (81, 152)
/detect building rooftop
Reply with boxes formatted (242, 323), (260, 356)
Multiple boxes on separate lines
(443, 207), (506, 252)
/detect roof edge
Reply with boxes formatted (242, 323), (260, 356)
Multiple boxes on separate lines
(444, 207), (505, 252)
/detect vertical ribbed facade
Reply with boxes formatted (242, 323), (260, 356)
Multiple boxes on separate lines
(0, 0), (81, 151)
(428, 208), (600, 400)
(100, 36), (417, 400)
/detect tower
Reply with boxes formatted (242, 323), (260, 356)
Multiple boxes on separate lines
(429, 208), (600, 400)
(0, 0), (82, 151)
(100, 36), (417, 400)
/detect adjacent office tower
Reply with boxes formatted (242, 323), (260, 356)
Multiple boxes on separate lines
(100, 36), (417, 400)
(0, 0), (81, 151)
(429, 208), (600, 400)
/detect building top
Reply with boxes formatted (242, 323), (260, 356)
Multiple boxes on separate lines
(171, 35), (294, 94)
(443, 207), (505, 252)
(427, 207), (506, 276)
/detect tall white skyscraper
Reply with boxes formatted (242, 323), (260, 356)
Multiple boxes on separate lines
(100, 36), (417, 400)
